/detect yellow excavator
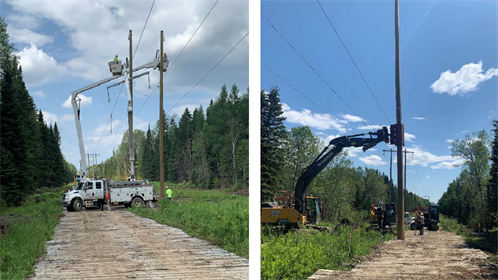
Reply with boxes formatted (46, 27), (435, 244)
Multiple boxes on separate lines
(261, 127), (390, 227)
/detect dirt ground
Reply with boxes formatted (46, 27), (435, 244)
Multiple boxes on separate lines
(309, 229), (495, 280)
(30, 208), (248, 280)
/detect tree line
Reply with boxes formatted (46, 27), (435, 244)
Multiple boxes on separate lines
(0, 17), (77, 207)
(261, 87), (428, 222)
(95, 84), (249, 189)
(438, 122), (498, 230)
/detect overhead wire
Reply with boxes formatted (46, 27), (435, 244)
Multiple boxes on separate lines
(137, 0), (220, 114)
(102, 31), (248, 156)
(261, 13), (366, 125)
(133, 0), (156, 59)
(316, 0), (392, 124)
(92, 84), (125, 154)
(164, 32), (249, 116)
(262, 62), (369, 127)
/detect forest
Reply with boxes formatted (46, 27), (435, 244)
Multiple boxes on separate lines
(0, 17), (77, 207)
(438, 122), (498, 230)
(261, 87), (429, 223)
(94, 84), (249, 190)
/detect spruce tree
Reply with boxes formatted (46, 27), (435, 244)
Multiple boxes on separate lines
(261, 87), (287, 201)
(488, 119), (498, 228)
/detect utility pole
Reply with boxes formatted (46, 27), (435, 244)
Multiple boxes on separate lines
(94, 154), (100, 179)
(128, 30), (135, 179)
(159, 30), (165, 200)
(395, 0), (405, 240)
(87, 153), (91, 178)
(383, 149), (395, 202)
(403, 149), (413, 212)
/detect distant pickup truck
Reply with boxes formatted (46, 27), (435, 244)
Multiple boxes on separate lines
(62, 178), (158, 211)
(404, 212), (415, 230)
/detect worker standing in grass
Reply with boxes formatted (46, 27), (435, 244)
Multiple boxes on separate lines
(166, 186), (172, 201)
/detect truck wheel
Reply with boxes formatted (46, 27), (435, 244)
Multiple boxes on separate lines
(131, 197), (144, 208)
(410, 223), (415, 230)
(72, 198), (83, 211)
(67, 206), (74, 212)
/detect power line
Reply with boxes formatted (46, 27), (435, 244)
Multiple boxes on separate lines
(262, 13), (365, 123)
(137, 0), (220, 114)
(316, 0), (392, 124)
(92, 84), (124, 154)
(133, 0), (156, 59)
(101, 31), (248, 155)
(164, 32), (249, 116)
(262, 62), (369, 127)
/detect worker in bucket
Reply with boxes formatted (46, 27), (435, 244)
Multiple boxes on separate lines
(114, 54), (118, 62)
(166, 186), (172, 201)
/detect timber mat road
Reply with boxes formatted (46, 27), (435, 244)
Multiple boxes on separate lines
(30, 208), (248, 280)
(309, 229), (495, 280)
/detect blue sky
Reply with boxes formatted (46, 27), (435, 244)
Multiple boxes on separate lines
(2, 0), (248, 173)
(262, 0), (498, 202)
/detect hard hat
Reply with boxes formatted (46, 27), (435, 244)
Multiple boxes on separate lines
(115, 54), (118, 57)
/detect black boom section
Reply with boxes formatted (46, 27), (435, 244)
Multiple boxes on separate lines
(293, 128), (389, 215)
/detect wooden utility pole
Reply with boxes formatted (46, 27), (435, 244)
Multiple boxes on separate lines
(94, 154), (100, 178)
(128, 30), (135, 179)
(395, 0), (405, 240)
(383, 149), (395, 202)
(87, 153), (91, 178)
(159, 30), (165, 200)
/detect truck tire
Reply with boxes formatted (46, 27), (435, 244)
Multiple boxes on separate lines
(131, 197), (144, 208)
(72, 198), (83, 211)
(67, 206), (74, 212)
(410, 223), (415, 230)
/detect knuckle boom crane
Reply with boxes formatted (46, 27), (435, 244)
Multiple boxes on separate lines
(261, 127), (390, 227)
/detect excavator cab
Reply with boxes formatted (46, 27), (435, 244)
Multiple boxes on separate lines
(384, 202), (396, 226)
(305, 196), (322, 224)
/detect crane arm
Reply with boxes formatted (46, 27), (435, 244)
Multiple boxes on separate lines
(293, 127), (389, 214)
(71, 50), (168, 177)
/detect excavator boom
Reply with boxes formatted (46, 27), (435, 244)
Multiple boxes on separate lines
(294, 127), (389, 214)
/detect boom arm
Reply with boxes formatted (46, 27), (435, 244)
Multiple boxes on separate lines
(294, 127), (389, 214)
(72, 50), (168, 177)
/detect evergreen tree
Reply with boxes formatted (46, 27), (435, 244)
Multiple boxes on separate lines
(488, 120), (498, 228)
(261, 87), (287, 201)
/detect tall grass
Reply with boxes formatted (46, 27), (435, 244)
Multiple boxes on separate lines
(129, 186), (249, 258)
(0, 189), (65, 279)
(261, 226), (393, 280)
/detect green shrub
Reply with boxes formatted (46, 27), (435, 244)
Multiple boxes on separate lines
(261, 226), (393, 280)
(0, 188), (65, 279)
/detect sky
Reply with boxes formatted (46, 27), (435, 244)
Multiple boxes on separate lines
(262, 0), (498, 202)
(2, 0), (249, 174)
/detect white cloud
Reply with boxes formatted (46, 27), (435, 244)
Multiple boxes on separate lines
(405, 132), (416, 142)
(7, 0), (248, 94)
(426, 176), (430, 179)
(412, 117), (425, 120)
(359, 155), (387, 166)
(431, 61), (498, 96)
(42, 111), (58, 125)
(41, 111), (74, 125)
(62, 94), (92, 108)
(7, 26), (53, 46)
(403, 146), (464, 169)
(341, 114), (364, 123)
(33, 90), (45, 97)
(358, 125), (383, 130)
(282, 103), (347, 133)
(431, 160), (465, 170)
(6, 14), (42, 29)
(16, 43), (66, 88)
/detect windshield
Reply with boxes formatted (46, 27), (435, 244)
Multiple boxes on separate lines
(76, 182), (85, 190)
(430, 206), (439, 215)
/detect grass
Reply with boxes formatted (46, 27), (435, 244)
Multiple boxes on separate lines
(129, 182), (249, 258)
(261, 225), (394, 280)
(0, 186), (69, 279)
